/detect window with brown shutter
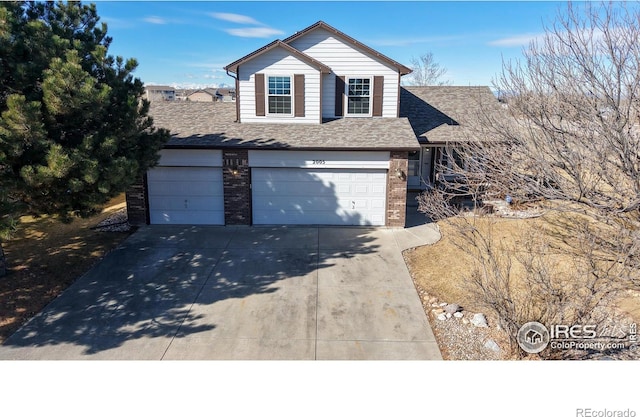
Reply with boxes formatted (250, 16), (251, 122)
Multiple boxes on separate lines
(345, 77), (371, 116)
(294, 74), (304, 117)
(267, 76), (292, 114)
(255, 73), (265, 116)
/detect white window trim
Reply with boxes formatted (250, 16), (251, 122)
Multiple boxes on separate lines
(265, 74), (294, 117)
(344, 76), (373, 117)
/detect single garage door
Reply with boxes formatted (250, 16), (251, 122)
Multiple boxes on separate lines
(252, 168), (387, 225)
(147, 167), (224, 225)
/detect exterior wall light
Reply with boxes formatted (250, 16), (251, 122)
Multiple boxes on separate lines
(395, 168), (406, 180)
(228, 165), (240, 177)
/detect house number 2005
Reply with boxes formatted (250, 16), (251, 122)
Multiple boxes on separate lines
(312, 160), (326, 165)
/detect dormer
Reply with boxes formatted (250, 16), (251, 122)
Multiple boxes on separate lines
(225, 21), (411, 124)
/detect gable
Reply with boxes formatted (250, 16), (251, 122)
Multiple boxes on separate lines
(283, 21), (411, 75)
(225, 40), (330, 75)
(288, 27), (400, 75)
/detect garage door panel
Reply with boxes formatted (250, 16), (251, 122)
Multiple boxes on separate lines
(147, 167), (224, 225)
(253, 209), (367, 226)
(252, 182), (337, 196)
(146, 196), (220, 211)
(148, 181), (222, 197)
(252, 168), (387, 226)
(252, 196), (336, 211)
(147, 168), (219, 182)
(150, 210), (224, 225)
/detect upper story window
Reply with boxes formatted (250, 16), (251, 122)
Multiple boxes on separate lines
(347, 77), (371, 116)
(268, 76), (292, 114)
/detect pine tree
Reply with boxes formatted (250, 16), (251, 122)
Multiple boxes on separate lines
(0, 1), (169, 276)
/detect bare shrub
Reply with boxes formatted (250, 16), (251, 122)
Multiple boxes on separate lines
(417, 2), (640, 358)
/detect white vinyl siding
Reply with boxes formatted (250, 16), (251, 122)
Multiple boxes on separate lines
(288, 28), (401, 118)
(238, 47), (321, 124)
(156, 149), (222, 167)
(248, 150), (389, 169)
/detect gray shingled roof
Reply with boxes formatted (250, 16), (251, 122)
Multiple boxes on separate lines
(149, 102), (420, 151)
(399, 86), (503, 143)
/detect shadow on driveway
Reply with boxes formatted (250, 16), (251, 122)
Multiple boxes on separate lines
(0, 225), (382, 359)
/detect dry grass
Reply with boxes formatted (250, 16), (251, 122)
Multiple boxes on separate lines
(405, 215), (640, 324)
(0, 194), (133, 344)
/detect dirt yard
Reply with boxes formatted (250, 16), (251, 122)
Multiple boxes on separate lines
(0, 195), (133, 344)
(404, 215), (640, 360)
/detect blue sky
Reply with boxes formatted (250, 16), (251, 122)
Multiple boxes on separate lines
(94, 1), (566, 88)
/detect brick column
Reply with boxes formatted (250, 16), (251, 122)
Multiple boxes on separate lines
(386, 151), (408, 227)
(125, 176), (148, 225)
(223, 149), (251, 225)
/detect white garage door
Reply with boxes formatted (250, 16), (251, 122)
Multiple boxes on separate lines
(147, 167), (224, 225)
(252, 168), (387, 225)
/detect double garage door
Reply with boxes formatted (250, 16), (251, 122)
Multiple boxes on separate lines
(147, 150), (389, 226)
(252, 168), (385, 225)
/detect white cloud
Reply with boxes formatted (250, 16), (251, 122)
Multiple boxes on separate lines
(210, 13), (261, 25)
(225, 27), (284, 38)
(210, 12), (282, 38)
(144, 16), (167, 25)
(488, 33), (544, 47)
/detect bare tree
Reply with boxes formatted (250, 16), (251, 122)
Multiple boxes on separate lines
(418, 1), (640, 358)
(404, 52), (451, 86)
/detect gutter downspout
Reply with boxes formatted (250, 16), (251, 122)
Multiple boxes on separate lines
(226, 69), (240, 123)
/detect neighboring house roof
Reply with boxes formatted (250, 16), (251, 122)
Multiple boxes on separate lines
(399, 86), (504, 143)
(187, 89), (217, 98)
(283, 21), (412, 75)
(149, 102), (419, 151)
(224, 40), (332, 74)
(216, 88), (235, 96)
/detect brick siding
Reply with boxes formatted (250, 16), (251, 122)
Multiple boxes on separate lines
(386, 151), (408, 227)
(223, 149), (251, 225)
(125, 176), (148, 225)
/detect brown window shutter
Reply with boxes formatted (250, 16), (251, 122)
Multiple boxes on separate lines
(294, 74), (305, 117)
(335, 75), (345, 117)
(373, 76), (384, 117)
(255, 73), (265, 116)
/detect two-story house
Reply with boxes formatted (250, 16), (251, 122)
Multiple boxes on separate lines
(126, 21), (501, 227)
(144, 85), (176, 102)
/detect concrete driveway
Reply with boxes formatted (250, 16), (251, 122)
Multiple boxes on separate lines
(0, 223), (442, 360)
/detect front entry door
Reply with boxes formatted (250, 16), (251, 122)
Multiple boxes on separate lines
(420, 146), (434, 188)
